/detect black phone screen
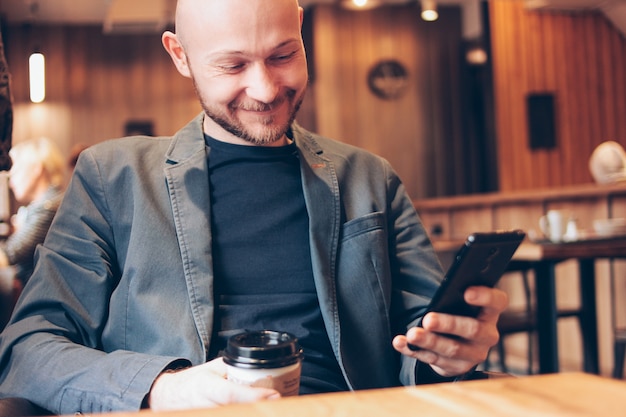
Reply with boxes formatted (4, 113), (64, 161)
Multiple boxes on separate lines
(419, 229), (526, 324)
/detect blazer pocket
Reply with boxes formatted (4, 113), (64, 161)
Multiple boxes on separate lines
(341, 212), (385, 242)
(337, 211), (391, 322)
(336, 212), (393, 371)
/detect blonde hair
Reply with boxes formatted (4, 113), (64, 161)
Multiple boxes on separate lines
(9, 137), (66, 187)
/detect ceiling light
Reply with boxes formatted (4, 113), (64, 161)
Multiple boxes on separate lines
(29, 52), (45, 103)
(420, 0), (439, 22)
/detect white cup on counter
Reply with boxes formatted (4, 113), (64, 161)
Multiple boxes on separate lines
(539, 210), (578, 242)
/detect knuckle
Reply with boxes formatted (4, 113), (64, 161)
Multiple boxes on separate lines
(497, 290), (510, 311)
(464, 319), (482, 339)
(442, 339), (462, 357)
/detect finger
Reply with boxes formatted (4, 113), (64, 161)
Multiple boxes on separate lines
(429, 356), (478, 377)
(392, 328), (438, 354)
(399, 316), (480, 352)
(394, 333), (478, 376)
(202, 359), (281, 405)
(421, 312), (482, 341)
(415, 324), (484, 361)
(204, 357), (228, 376)
(464, 286), (509, 320)
(421, 314), (499, 359)
(395, 327), (477, 362)
(210, 381), (281, 406)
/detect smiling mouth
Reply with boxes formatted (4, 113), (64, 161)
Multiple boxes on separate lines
(237, 106), (284, 124)
(242, 107), (275, 116)
(241, 104), (273, 112)
(237, 96), (286, 113)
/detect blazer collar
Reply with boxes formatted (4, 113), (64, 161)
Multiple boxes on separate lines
(165, 113), (206, 165)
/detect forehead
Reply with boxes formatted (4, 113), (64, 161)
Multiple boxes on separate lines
(177, 0), (302, 56)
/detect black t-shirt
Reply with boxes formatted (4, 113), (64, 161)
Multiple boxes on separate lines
(206, 135), (348, 394)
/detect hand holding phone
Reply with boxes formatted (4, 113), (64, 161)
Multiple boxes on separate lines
(409, 229), (525, 350)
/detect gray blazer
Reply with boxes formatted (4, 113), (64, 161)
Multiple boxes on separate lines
(0, 114), (443, 414)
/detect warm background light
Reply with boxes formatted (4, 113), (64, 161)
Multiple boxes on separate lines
(29, 52), (45, 103)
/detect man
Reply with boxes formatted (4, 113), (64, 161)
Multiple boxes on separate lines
(0, 0), (507, 414)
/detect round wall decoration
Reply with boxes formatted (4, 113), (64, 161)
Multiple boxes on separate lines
(367, 60), (409, 100)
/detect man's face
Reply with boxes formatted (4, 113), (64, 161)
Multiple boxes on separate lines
(170, 0), (308, 146)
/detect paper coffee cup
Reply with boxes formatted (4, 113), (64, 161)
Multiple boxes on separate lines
(223, 330), (303, 396)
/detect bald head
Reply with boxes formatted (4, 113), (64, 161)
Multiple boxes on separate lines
(174, 0), (303, 51)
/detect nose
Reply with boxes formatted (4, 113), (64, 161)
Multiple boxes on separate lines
(245, 63), (280, 104)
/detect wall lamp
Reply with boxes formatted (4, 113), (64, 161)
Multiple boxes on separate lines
(29, 51), (45, 103)
(420, 0), (439, 21)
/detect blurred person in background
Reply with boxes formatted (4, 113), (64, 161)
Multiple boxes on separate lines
(0, 137), (65, 328)
(67, 142), (89, 172)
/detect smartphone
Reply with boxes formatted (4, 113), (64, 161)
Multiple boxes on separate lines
(414, 229), (526, 330)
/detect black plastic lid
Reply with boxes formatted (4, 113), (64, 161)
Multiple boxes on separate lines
(223, 330), (303, 369)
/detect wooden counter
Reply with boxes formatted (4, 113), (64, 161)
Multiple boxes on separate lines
(414, 182), (626, 210)
(83, 373), (626, 417)
(413, 182), (626, 241)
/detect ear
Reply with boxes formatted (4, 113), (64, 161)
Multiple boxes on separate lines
(162, 31), (191, 78)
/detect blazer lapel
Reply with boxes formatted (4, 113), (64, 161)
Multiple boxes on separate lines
(163, 115), (215, 355)
(294, 126), (346, 377)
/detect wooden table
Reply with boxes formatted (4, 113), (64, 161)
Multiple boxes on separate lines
(436, 235), (626, 375)
(85, 373), (625, 417)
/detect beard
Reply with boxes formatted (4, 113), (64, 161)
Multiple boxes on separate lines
(192, 77), (305, 146)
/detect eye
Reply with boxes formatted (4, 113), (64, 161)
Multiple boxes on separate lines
(217, 62), (246, 73)
(270, 50), (297, 64)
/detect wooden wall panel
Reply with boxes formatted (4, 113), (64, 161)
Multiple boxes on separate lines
(3, 25), (201, 157)
(490, 0), (626, 192)
(312, 4), (467, 199)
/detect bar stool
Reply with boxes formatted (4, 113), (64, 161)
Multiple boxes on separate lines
(613, 329), (626, 378)
(610, 260), (626, 379)
(489, 268), (535, 374)
(488, 266), (584, 374)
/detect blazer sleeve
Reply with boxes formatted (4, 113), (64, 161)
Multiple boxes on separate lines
(383, 168), (444, 386)
(0, 150), (188, 414)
